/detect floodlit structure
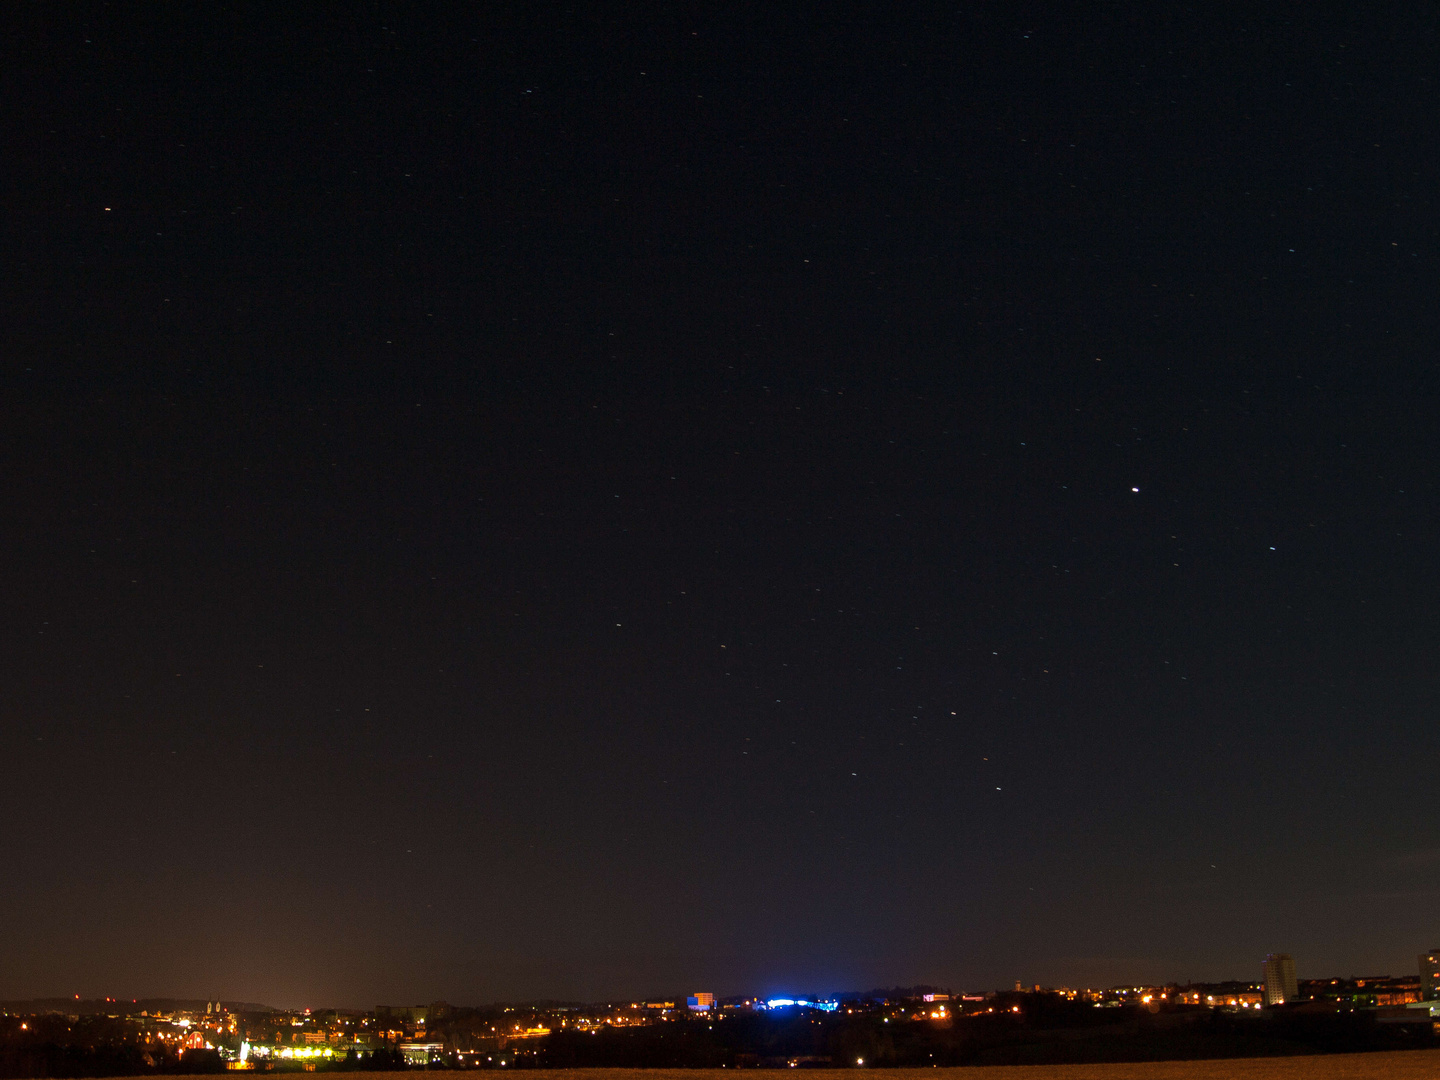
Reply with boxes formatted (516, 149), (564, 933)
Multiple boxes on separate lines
(687, 993), (714, 1011)
(1262, 953), (1297, 1006)
(398, 1042), (443, 1066)
(1422, 949), (1440, 1001)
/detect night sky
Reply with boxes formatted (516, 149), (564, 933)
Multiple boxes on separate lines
(3, 4), (1438, 1008)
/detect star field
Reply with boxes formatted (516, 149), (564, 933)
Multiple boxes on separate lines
(1, 2), (1437, 1006)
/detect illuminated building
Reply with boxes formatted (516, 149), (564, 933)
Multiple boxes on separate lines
(1422, 949), (1440, 1000)
(762, 998), (838, 1011)
(399, 1041), (444, 1065)
(687, 993), (714, 1011)
(1262, 954), (1297, 1006)
(376, 1005), (427, 1025)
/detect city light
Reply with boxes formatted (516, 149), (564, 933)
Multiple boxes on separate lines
(764, 998), (839, 1011)
(5, 963), (1434, 1071)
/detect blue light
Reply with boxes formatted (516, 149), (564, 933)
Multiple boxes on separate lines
(764, 999), (838, 1012)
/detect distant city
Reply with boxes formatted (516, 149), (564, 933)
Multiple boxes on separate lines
(3, 949), (1438, 1073)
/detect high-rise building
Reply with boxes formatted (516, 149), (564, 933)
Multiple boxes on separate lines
(1262, 954), (1297, 1006)
(687, 993), (714, 1012)
(1421, 949), (1440, 1000)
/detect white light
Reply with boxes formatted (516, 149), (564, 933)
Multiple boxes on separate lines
(1131, 487), (1140, 492)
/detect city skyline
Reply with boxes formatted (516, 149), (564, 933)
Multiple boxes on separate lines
(3, 967), (1437, 1072)
(8, 946), (1440, 1015)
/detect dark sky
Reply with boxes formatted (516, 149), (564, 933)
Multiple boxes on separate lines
(3, 3), (1438, 1008)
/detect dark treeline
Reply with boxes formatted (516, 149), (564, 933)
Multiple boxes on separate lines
(538, 1001), (1437, 1068)
(0, 1044), (218, 1079)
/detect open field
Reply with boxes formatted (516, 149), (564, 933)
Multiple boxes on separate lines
(139, 1055), (1440, 1080)
(493, 1056), (1440, 1079)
